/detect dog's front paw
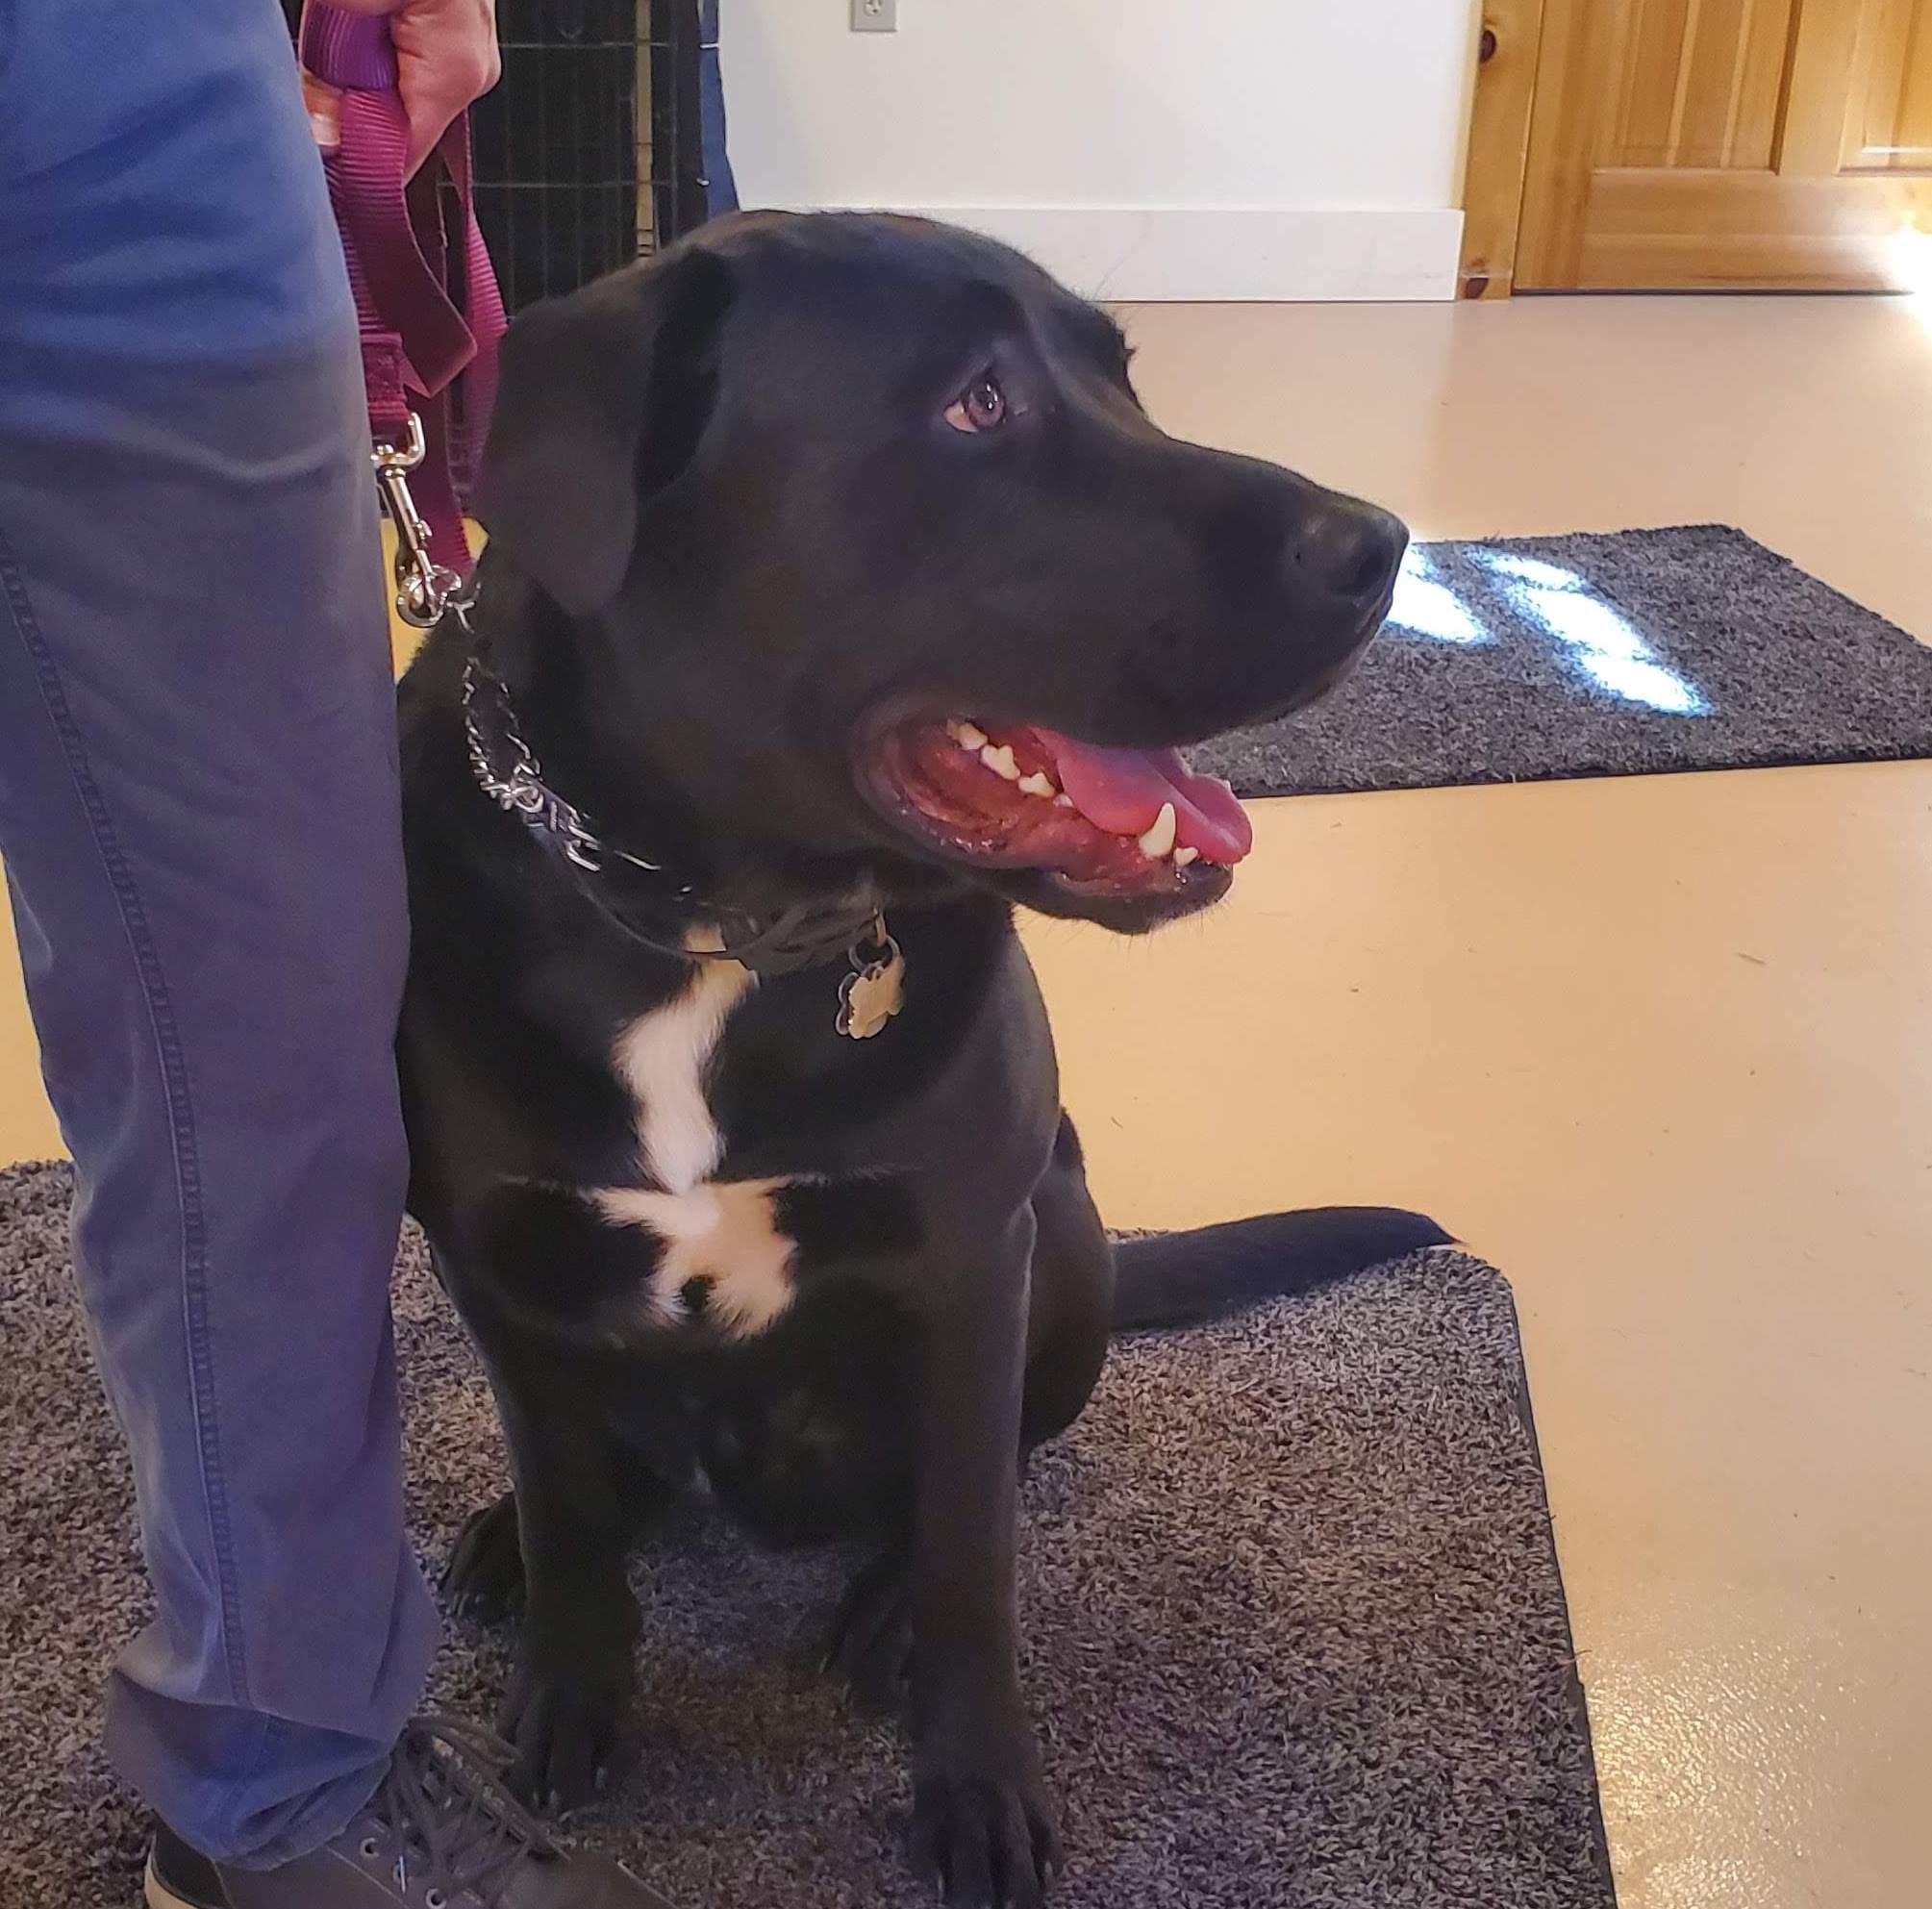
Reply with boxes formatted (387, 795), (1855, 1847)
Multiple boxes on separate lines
(441, 1492), (525, 1625)
(913, 1739), (1062, 1908)
(824, 1548), (914, 1717)
(499, 1638), (638, 1816)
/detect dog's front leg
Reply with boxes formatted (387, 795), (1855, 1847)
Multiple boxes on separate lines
(494, 1361), (641, 1813)
(452, 1308), (641, 1816)
(909, 1204), (1061, 1908)
(439, 1189), (660, 1811)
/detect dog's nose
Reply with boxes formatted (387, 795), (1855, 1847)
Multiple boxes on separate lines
(1286, 499), (1408, 611)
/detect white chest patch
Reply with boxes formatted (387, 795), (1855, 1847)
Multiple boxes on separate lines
(612, 955), (756, 1194)
(603, 953), (796, 1337)
(595, 1179), (798, 1336)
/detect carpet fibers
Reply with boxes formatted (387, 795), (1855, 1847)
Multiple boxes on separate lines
(1, 1161), (1614, 1907)
(1192, 524), (1932, 797)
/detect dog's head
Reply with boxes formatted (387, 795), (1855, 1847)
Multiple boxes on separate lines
(478, 212), (1404, 933)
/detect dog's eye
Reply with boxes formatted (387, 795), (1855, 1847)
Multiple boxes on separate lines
(944, 373), (1008, 435)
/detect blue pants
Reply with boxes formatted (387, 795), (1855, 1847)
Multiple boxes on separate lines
(0, 0), (438, 1868)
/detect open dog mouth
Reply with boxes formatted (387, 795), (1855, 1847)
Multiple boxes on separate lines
(863, 714), (1253, 895)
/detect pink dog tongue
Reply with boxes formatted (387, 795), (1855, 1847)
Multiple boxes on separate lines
(1035, 732), (1254, 863)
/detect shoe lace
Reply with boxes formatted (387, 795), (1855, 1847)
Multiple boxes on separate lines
(368, 1716), (559, 1907)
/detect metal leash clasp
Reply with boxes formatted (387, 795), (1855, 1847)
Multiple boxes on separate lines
(372, 414), (468, 630)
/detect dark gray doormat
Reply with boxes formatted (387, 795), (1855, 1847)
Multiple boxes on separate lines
(1, 1160), (1615, 1909)
(1192, 524), (1932, 797)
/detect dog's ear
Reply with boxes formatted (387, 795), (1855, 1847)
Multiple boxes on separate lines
(477, 248), (732, 615)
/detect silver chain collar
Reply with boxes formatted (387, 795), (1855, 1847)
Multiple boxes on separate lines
(379, 428), (902, 1028)
(458, 651), (904, 1024)
(461, 651), (669, 881)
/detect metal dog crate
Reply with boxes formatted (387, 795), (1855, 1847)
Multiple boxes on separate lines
(474, 0), (712, 313)
(282, 0), (715, 311)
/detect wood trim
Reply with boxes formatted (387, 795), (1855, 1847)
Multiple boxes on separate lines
(1457, 0), (1551, 298)
(1516, 0), (1613, 288)
(1843, 0), (1932, 171)
(1578, 165), (1932, 284)
(1664, 0), (1710, 166)
(1731, 0), (1804, 171)
(1779, 0), (1865, 174)
(1723, 0), (1764, 165)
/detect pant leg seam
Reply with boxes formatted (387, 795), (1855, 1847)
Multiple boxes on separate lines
(0, 524), (255, 1709)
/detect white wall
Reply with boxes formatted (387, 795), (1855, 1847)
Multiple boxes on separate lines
(720, 0), (1479, 301)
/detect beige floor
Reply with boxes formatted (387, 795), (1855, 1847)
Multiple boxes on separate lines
(5, 294), (1930, 1907)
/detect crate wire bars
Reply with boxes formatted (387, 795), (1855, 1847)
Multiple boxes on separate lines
(473, 0), (712, 314)
(284, 0), (715, 313)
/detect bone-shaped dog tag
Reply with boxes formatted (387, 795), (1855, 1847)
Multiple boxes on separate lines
(837, 928), (905, 1041)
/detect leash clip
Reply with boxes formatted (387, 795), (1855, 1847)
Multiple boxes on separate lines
(372, 414), (470, 630)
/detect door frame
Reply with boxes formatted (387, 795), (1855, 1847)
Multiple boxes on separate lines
(1458, 0), (1551, 299)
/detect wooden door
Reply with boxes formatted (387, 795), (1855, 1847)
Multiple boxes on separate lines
(1514, 0), (1932, 289)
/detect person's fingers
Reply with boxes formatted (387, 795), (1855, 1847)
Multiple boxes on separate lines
(305, 0), (498, 180)
(300, 69), (343, 154)
(402, 84), (468, 178)
(395, 0), (501, 178)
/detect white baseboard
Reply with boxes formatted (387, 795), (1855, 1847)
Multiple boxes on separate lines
(771, 206), (1465, 303)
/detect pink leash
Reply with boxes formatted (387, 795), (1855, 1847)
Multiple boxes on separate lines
(298, 1), (506, 582)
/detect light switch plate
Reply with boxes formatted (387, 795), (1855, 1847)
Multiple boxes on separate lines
(851, 0), (897, 32)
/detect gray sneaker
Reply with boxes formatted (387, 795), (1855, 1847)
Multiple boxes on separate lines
(143, 1717), (673, 1909)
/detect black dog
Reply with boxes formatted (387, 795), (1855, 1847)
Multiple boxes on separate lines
(396, 211), (1446, 1907)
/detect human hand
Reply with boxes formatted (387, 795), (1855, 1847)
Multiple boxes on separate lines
(301, 0), (501, 180)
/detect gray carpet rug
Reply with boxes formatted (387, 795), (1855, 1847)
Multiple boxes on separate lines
(1, 1160), (1615, 1908)
(1192, 524), (1932, 797)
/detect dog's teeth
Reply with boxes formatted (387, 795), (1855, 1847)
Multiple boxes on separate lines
(981, 743), (1021, 781)
(1017, 771), (1057, 798)
(1054, 792), (1075, 809)
(1137, 802), (1177, 859)
(951, 720), (989, 751)
(1172, 845), (1200, 868)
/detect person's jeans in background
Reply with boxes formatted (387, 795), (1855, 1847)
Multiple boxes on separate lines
(700, 0), (738, 219)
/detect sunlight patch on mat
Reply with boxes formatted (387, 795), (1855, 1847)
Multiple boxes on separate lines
(1388, 545), (1709, 716)
(1162, 526), (1932, 799)
(1474, 550), (1710, 716)
(1388, 546), (1490, 646)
